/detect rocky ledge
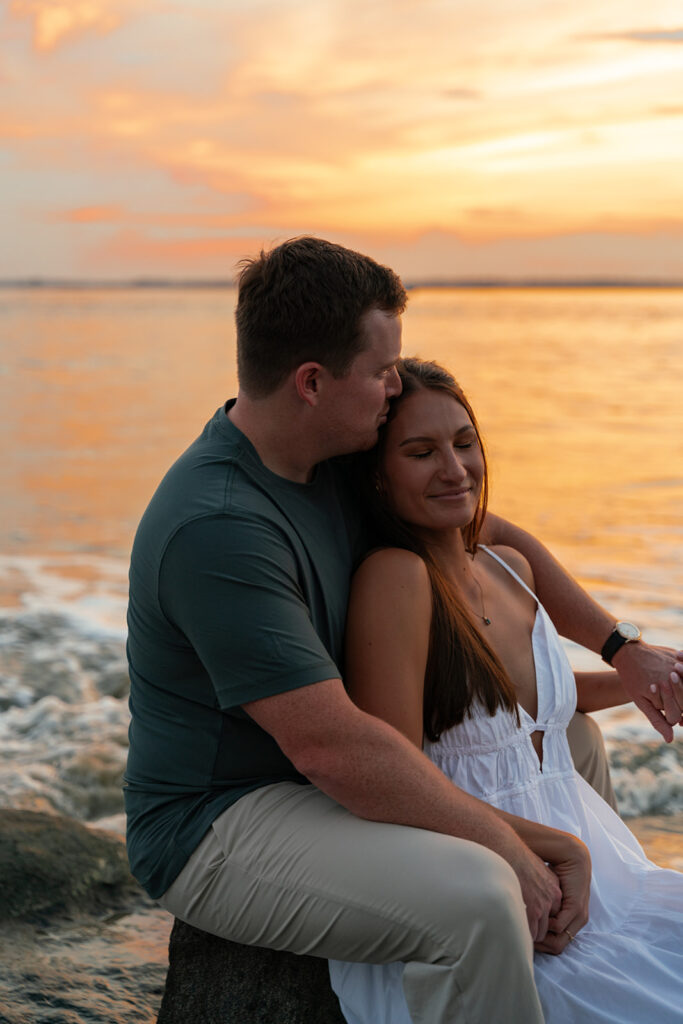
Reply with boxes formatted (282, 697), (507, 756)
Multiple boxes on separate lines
(0, 808), (140, 922)
(0, 809), (346, 1023)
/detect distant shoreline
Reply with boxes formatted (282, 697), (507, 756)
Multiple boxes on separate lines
(2, 278), (682, 291)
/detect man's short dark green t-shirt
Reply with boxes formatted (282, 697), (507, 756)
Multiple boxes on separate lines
(124, 403), (363, 899)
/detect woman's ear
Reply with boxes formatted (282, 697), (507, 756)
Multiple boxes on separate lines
(294, 362), (323, 406)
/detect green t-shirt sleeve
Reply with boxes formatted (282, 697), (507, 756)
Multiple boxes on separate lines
(159, 513), (341, 708)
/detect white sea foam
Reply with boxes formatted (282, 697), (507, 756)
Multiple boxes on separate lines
(0, 554), (129, 635)
(0, 599), (681, 822)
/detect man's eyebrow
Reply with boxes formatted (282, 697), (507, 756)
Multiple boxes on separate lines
(397, 425), (475, 448)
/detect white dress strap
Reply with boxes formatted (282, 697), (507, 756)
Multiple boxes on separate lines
(478, 545), (540, 606)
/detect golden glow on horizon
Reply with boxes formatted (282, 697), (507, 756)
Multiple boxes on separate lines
(1, 0), (682, 277)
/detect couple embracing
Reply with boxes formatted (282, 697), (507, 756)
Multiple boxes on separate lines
(125, 236), (683, 1023)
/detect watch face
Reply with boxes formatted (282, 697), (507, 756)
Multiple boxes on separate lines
(617, 621), (640, 641)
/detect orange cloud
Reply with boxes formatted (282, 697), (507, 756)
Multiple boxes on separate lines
(51, 205), (257, 228)
(4, 0), (683, 279)
(87, 229), (264, 274)
(54, 204), (123, 223)
(11, 0), (124, 52)
(0, 116), (36, 139)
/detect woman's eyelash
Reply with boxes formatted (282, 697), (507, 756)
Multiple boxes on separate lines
(409, 440), (475, 458)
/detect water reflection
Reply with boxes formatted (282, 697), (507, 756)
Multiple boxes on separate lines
(3, 288), (238, 557)
(2, 286), (682, 636)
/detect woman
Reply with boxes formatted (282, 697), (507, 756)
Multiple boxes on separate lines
(329, 358), (683, 1023)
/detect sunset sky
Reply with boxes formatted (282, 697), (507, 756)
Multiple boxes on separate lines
(2, 0), (682, 281)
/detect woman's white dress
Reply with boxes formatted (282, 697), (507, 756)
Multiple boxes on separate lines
(329, 548), (683, 1023)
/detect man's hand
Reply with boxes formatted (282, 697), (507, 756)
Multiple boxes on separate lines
(506, 844), (563, 943)
(613, 643), (683, 742)
(535, 836), (591, 955)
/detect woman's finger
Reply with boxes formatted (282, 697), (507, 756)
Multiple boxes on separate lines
(535, 917), (583, 956)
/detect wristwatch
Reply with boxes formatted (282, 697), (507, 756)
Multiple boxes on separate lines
(600, 621), (642, 665)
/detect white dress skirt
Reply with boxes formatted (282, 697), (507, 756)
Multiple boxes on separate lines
(329, 548), (683, 1023)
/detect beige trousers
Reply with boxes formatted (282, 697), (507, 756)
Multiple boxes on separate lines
(160, 781), (543, 1024)
(159, 712), (612, 1023)
(566, 709), (617, 810)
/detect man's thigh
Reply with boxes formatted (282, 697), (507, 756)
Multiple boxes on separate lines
(567, 710), (618, 810)
(159, 781), (528, 966)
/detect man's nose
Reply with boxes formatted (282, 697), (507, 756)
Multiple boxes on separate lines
(385, 366), (402, 398)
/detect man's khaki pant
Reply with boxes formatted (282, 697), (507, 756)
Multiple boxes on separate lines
(159, 712), (613, 1024)
(160, 781), (542, 1023)
(566, 709), (617, 810)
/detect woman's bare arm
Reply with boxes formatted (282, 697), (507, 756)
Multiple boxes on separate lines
(344, 547), (431, 748)
(574, 671), (631, 713)
(481, 512), (683, 738)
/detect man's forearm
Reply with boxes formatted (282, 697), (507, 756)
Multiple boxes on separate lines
(492, 805), (589, 867)
(482, 513), (614, 651)
(301, 711), (576, 942)
(247, 680), (573, 940)
(303, 709), (529, 854)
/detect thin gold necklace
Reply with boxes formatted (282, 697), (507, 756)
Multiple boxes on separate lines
(471, 572), (491, 626)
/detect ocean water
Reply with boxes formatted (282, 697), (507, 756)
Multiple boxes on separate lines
(1, 285), (682, 831)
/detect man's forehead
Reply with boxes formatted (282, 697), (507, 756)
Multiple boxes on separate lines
(359, 309), (402, 351)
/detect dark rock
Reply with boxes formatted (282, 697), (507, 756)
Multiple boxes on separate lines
(0, 809), (141, 921)
(156, 918), (347, 1024)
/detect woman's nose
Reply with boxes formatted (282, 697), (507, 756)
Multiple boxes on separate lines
(438, 448), (467, 480)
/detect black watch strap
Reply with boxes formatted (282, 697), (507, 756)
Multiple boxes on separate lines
(601, 630), (627, 666)
(601, 622), (641, 666)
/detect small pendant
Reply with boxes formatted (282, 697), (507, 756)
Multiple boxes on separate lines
(483, 616), (492, 626)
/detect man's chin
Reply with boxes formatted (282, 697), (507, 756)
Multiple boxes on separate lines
(355, 429), (380, 452)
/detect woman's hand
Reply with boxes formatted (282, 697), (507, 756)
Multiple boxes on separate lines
(613, 644), (683, 740)
(492, 809), (592, 948)
(534, 835), (591, 955)
(506, 844), (563, 943)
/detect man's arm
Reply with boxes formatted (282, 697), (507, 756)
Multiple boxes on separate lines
(482, 513), (683, 740)
(244, 677), (588, 945)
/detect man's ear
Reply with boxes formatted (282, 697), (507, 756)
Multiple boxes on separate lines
(294, 362), (324, 406)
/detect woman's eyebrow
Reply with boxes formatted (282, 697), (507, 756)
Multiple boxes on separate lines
(398, 435), (434, 447)
(398, 425), (474, 448)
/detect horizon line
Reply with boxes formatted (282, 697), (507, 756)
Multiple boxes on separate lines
(1, 277), (683, 290)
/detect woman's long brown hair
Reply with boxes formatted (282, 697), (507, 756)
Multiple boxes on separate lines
(357, 357), (519, 741)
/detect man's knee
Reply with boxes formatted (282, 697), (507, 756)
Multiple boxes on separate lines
(417, 839), (529, 956)
(468, 850), (529, 941)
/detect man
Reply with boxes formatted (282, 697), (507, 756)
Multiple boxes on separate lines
(125, 237), (682, 1023)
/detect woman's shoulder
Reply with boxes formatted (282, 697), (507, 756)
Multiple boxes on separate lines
(480, 544), (536, 592)
(354, 546), (431, 591)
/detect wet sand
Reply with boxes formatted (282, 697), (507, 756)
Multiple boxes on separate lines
(627, 813), (683, 871)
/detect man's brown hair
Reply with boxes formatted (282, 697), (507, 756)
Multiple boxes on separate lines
(235, 236), (407, 397)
